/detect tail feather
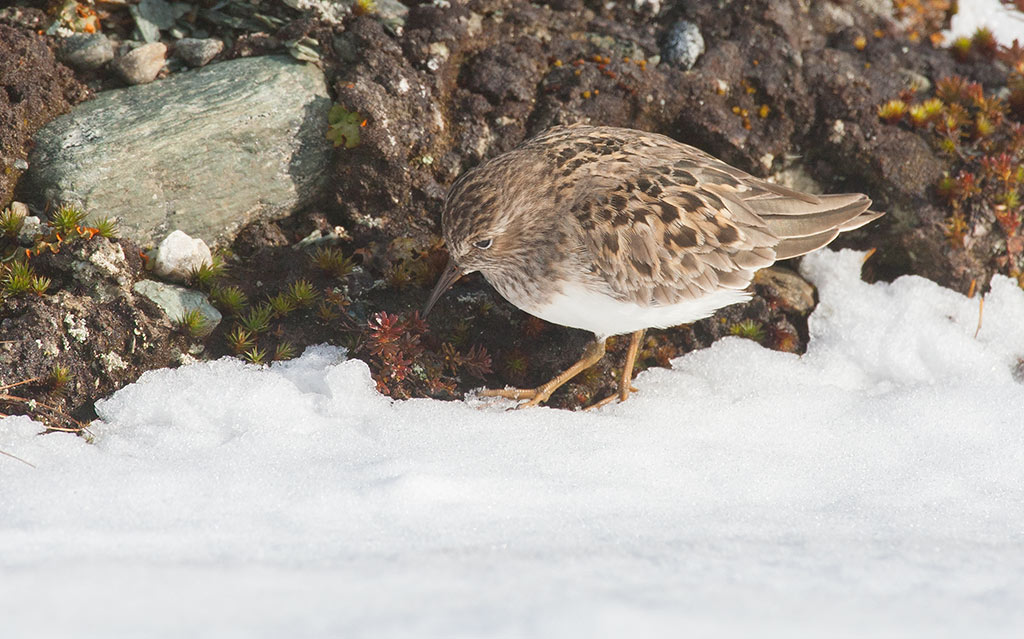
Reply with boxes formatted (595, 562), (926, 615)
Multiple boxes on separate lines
(754, 193), (872, 239)
(838, 209), (885, 232)
(740, 191), (883, 259)
(774, 229), (842, 260)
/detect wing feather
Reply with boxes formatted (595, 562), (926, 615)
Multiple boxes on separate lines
(556, 127), (879, 306)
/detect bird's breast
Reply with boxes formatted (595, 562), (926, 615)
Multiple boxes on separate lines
(487, 276), (752, 339)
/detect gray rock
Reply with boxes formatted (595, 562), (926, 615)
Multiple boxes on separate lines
(376, 0), (410, 25)
(22, 56), (332, 247)
(662, 20), (705, 70)
(18, 216), (41, 245)
(131, 0), (176, 43)
(174, 37), (223, 67)
(133, 279), (222, 334)
(111, 42), (167, 84)
(70, 238), (132, 303)
(59, 33), (115, 71)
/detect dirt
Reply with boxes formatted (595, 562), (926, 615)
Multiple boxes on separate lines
(0, 19), (91, 209)
(1, 235), (188, 427)
(2, 0), (1021, 421)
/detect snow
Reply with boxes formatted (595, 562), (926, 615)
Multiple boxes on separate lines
(3, 248), (1024, 637)
(944, 0), (1024, 46)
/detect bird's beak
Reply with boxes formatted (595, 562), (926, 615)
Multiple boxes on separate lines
(423, 258), (464, 317)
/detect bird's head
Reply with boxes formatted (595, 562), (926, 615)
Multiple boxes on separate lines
(423, 157), (549, 316)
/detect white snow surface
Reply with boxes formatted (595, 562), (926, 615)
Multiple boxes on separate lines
(944, 0), (1024, 46)
(2, 249), (1024, 638)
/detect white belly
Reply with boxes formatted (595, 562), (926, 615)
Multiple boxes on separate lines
(518, 283), (752, 338)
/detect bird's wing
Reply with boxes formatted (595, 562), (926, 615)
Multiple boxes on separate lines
(565, 134), (875, 306)
(568, 144), (782, 306)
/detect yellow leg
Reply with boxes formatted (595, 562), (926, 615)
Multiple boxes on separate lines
(480, 338), (607, 408)
(587, 329), (645, 410)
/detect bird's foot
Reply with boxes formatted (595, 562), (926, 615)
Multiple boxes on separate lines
(479, 386), (554, 408)
(477, 338), (610, 409)
(585, 385), (639, 411)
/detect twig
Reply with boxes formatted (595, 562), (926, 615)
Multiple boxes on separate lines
(0, 377), (42, 392)
(0, 392), (89, 433)
(974, 295), (984, 339)
(0, 448), (36, 468)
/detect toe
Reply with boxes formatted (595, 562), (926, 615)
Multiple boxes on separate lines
(480, 387), (538, 400)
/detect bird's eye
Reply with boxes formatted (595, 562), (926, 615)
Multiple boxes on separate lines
(473, 238), (493, 250)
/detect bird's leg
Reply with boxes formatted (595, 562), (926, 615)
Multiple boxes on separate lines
(479, 338), (607, 408)
(588, 329), (645, 410)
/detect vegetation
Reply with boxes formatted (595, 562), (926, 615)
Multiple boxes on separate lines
(878, 28), (1024, 286)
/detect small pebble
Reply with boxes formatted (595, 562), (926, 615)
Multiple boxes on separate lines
(59, 33), (115, 71)
(18, 216), (41, 244)
(153, 230), (212, 283)
(174, 38), (224, 68)
(9, 202), (40, 244)
(111, 42), (167, 85)
(634, 0), (661, 13)
(661, 20), (705, 70)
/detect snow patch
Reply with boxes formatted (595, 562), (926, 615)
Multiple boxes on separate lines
(2, 251), (1023, 637)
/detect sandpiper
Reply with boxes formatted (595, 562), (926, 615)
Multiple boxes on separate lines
(424, 124), (883, 408)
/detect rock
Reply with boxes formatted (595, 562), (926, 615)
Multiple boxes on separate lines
(133, 279), (222, 335)
(7, 201), (40, 244)
(282, 0), (347, 25)
(58, 33), (115, 71)
(152, 230), (212, 283)
(22, 56), (332, 246)
(0, 285), (184, 419)
(6, 200), (29, 220)
(17, 215), (40, 244)
(754, 267), (817, 314)
(376, 0), (410, 26)
(174, 37), (223, 67)
(662, 20), (705, 70)
(68, 237), (132, 302)
(111, 42), (167, 85)
(634, 0), (661, 14)
(131, 0), (176, 43)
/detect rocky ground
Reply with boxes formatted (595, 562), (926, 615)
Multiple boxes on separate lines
(1, 0), (1023, 425)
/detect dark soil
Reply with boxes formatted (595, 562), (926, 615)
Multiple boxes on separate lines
(2, 0), (1022, 422)
(0, 20), (91, 208)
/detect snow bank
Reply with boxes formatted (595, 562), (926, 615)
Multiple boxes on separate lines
(2, 249), (1023, 638)
(944, 0), (1024, 46)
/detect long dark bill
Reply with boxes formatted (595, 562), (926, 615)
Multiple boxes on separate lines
(423, 258), (464, 317)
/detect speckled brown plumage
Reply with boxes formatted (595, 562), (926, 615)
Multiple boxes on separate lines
(425, 124), (883, 408)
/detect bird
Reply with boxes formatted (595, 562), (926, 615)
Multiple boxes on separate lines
(423, 124), (883, 409)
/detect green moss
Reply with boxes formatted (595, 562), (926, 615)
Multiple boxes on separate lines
(311, 246), (355, 278)
(239, 303), (273, 334)
(274, 342), (298, 361)
(242, 345), (267, 366)
(326, 104), (364, 149)
(287, 279), (318, 306)
(729, 319), (766, 343)
(226, 326), (255, 354)
(175, 308), (210, 338)
(211, 285), (248, 316)
(49, 203), (88, 237)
